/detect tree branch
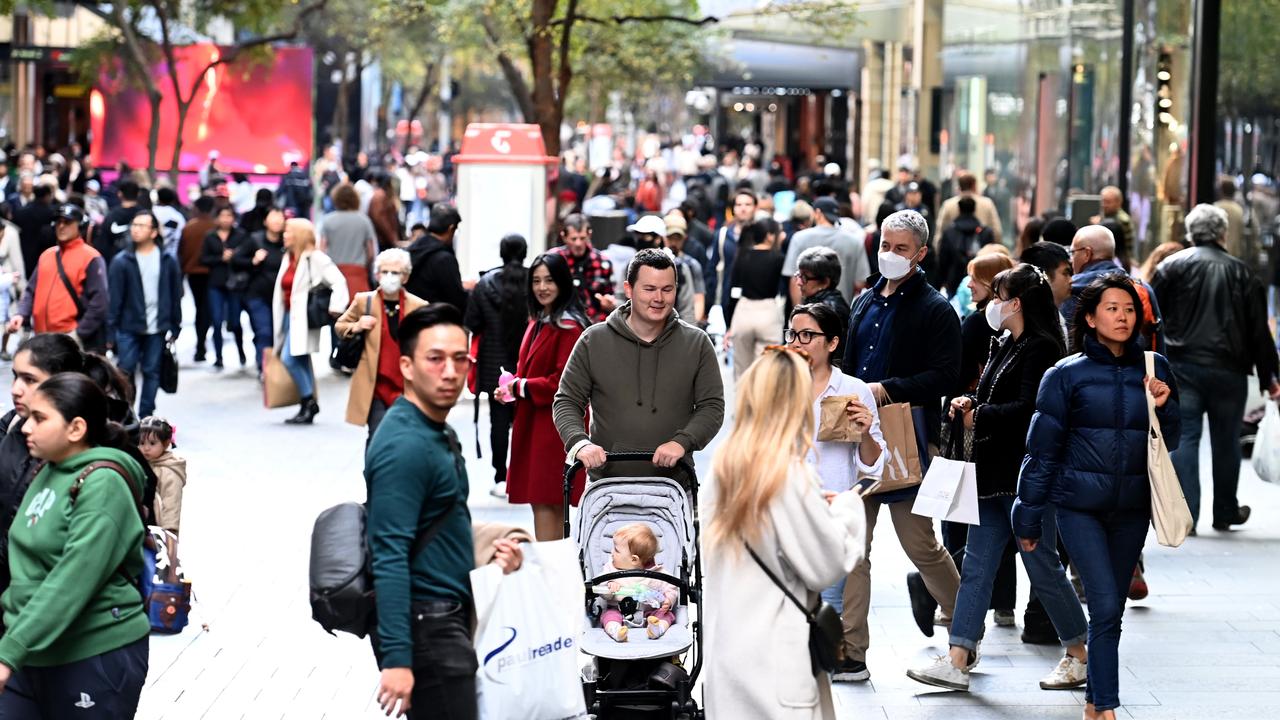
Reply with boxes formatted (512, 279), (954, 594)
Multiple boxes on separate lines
(548, 13), (719, 27)
(481, 14), (536, 121)
(555, 0), (578, 114)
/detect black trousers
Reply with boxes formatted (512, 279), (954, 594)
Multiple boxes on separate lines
(187, 274), (212, 357)
(0, 636), (148, 718)
(372, 599), (478, 720)
(943, 519), (1017, 611)
(488, 396), (514, 485)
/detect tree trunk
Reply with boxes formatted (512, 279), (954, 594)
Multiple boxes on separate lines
(168, 98), (193, 187)
(402, 64), (437, 155)
(528, 0), (560, 156)
(145, 89), (162, 183)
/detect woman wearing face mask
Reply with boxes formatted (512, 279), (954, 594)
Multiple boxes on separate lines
(1014, 275), (1178, 720)
(335, 247), (427, 443)
(908, 263), (1091, 694)
(0, 373), (151, 716)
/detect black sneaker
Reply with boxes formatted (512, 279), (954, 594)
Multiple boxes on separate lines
(832, 659), (870, 682)
(907, 572), (937, 638)
(1020, 623), (1059, 645)
(1212, 505), (1250, 531)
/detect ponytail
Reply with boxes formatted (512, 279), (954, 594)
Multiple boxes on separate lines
(497, 234), (530, 353)
(31, 373), (130, 451)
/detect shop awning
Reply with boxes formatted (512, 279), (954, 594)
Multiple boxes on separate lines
(702, 37), (862, 92)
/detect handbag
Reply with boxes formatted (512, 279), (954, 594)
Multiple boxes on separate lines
(305, 256), (333, 329)
(1252, 400), (1280, 483)
(872, 397), (929, 495)
(745, 543), (842, 675)
(332, 295), (371, 371)
(938, 408), (973, 462)
(1145, 351), (1193, 547)
(262, 348), (301, 409)
(160, 339), (179, 394)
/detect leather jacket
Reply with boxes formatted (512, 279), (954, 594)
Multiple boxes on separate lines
(1150, 242), (1278, 386)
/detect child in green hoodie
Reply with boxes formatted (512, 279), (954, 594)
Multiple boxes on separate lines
(0, 372), (151, 717)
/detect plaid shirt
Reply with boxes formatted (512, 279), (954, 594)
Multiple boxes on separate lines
(547, 245), (614, 324)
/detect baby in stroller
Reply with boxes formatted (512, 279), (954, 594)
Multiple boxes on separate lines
(597, 523), (678, 642)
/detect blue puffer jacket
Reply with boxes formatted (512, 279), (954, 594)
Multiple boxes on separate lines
(1011, 335), (1181, 540)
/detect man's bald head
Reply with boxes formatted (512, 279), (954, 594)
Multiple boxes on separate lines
(1070, 225), (1115, 274)
(1100, 185), (1123, 214)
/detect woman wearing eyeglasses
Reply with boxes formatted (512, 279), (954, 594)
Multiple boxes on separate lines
(786, 302), (885, 682)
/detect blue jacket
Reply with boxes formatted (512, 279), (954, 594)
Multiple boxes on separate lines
(107, 249), (183, 344)
(1012, 336), (1180, 539)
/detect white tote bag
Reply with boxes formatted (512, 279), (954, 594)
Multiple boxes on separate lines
(1251, 400), (1280, 484)
(472, 539), (587, 720)
(911, 456), (980, 525)
(1145, 352), (1193, 547)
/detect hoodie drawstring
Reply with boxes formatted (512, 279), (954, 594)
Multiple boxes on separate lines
(632, 341), (661, 414)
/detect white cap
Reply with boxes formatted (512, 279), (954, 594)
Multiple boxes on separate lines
(626, 214), (668, 237)
(824, 162), (840, 176)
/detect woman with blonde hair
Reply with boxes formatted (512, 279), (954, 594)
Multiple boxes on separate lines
(272, 218), (349, 424)
(703, 347), (866, 720)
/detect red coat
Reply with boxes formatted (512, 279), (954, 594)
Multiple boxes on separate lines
(507, 317), (587, 505)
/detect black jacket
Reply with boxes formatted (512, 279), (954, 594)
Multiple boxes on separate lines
(843, 268), (961, 448)
(199, 228), (250, 289)
(231, 230), (285, 302)
(937, 215), (995, 295)
(1151, 242), (1278, 386)
(0, 411), (37, 571)
(106, 248), (183, 344)
(277, 167), (314, 215)
(803, 286), (850, 340)
(960, 307), (998, 393)
(463, 266), (527, 393)
(406, 234), (468, 313)
(969, 333), (1064, 497)
(14, 200), (55, 274)
(97, 205), (139, 263)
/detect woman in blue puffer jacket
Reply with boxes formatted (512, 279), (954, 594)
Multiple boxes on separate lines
(1013, 273), (1179, 720)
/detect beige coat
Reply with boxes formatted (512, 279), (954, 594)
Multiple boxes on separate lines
(150, 451), (187, 534)
(0, 220), (26, 299)
(334, 289), (427, 425)
(937, 192), (1003, 245)
(272, 249), (349, 358)
(702, 465), (866, 720)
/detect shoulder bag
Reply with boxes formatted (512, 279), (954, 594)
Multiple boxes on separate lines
(332, 294), (372, 371)
(745, 543), (842, 675)
(305, 254), (334, 329)
(53, 249), (105, 350)
(1145, 351), (1193, 547)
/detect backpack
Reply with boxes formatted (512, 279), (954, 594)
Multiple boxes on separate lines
(1131, 280), (1162, 352)
(309, 497), (458, 637)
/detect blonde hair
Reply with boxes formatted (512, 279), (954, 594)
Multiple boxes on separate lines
(614, 523), (659, 566)
(285, 217), (317, 257)
(967, 252), (1016, 293)
(709, 349), (814, 549)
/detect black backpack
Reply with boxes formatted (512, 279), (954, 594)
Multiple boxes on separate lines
(308, 499), (456, 637)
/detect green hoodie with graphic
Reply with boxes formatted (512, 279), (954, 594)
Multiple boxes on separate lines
(0, 447), (150, 670)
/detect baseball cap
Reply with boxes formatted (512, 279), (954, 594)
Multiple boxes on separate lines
(86, 179), (101, 192)
(664, 211), (688, 237)
(906, 181), (921, 193)
(55, 204), (85, 224)
(626, 214), (667, 238)
(812, 197), (840, 224)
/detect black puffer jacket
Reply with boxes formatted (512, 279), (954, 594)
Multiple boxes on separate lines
(1151, 242), (1278, 386)
(463, 265), (527, 394)
(0, 410), (38, 569)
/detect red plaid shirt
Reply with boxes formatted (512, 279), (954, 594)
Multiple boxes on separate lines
(547, 245), (614, 324)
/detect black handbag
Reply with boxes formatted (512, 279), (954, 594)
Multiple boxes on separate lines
(332, 295), (371, 371)
(305, 256), (333, 329)
(938, 409), (973, 462)
(746, 544), (842, 675)
(160, 340), (179, 394)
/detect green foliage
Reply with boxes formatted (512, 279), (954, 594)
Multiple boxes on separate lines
(1219, 0), (1280, 117)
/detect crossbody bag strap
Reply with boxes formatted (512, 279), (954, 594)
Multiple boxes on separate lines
(54, 249), (86, 319)
(745, 543), (816, 623)
(69, 460), (147, 599)
(409, 495), (464, 561)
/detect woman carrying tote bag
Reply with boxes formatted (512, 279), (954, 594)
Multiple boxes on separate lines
(1013, 274), (1180, 720)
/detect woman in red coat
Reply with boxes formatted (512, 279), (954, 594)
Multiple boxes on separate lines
(497, 252), (590, 540)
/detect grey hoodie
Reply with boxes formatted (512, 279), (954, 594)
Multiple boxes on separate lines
(553, 302), (724, 465)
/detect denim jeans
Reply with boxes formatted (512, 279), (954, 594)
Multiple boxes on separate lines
(948, 497), (1087, 652)
(244, 297), (273, 371)
(208, 286), (245, 363)
(116, 332), (165, 418)
(280, 314), (315, 399)
(1168, 361), (1247, 527)
(1057, 507), (1149, 712)
(943, 519), (1016, 612)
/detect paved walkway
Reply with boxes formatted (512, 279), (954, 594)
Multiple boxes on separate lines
(110, 328), (1280, 720)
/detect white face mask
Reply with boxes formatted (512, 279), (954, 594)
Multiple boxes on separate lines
(379, 272), (403, 295)
(985, 298), (1019, 332)
(877, 249), (916, 281)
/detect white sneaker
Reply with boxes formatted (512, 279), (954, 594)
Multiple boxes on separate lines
(906, 655), (970, 691)
(489, 481), (508, 499)
(1039, 654), (1087, 690)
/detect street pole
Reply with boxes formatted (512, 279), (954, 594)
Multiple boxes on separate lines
(438, 55), (452, 153)
(1188, 0), (1221, 207)
(1117, 0), (1134, 205)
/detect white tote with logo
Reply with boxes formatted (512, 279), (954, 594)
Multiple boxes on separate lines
(1145, 351), (1193, 547)
(472, 539), (586, 720)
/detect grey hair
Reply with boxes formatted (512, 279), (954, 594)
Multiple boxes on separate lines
(797, 246), (842, 288)
(1184, 203), (1229, 246)
(880, 209), (930, 249)
(375, 247), (412, 274)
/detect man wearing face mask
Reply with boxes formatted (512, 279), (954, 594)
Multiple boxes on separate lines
(833, 209), (962, 683)
(336, 248), (429, 443)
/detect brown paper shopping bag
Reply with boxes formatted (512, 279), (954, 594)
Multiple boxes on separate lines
(818, 395), (863, 443)
(872, 401), (924, 495)
(262, 348), (301, 409)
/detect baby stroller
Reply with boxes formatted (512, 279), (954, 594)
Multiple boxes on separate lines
(565, 452), (704, 720)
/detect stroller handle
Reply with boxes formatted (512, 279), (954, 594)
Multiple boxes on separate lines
(562, 452), (698, 539)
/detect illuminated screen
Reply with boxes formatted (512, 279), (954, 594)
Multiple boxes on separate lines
(92, 45), (313, 175)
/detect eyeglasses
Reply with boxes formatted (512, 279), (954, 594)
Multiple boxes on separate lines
(793, 272), (818, 284)
(763, 344), (811, 361)
(422, 353), (476, 372)
(782, 328), (823, 345)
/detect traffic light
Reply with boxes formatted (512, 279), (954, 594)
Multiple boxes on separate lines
(1156, 50), (1174, 126)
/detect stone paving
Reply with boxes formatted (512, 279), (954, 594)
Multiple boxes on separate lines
(58, 323), (1280, 720)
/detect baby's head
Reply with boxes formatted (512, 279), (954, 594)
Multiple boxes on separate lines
(611, 523), (659, 571)
(138, 416), (175, 462)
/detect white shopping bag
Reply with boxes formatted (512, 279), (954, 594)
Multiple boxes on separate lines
(1252, 401), (1280, 484)
(911, 457), (980, 525)
(472, 539), (587, 720)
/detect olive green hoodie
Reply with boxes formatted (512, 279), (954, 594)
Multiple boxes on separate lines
(552, 301), (725, 466)
(0, 447), (150, 670)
